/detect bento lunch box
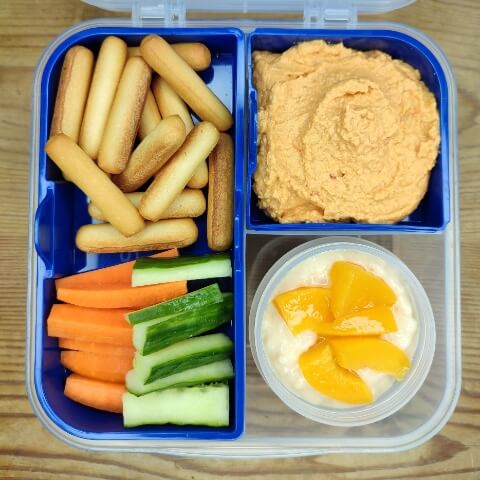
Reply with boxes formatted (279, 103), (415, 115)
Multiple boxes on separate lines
(27, 0), (461, 457)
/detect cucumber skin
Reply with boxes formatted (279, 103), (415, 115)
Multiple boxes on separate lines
(134, 333), (232, 366)
(126, 359), (234, 395)
(123, 384), (230, 428)
(133, 333), (233, 383)
(134, 253), (230, 271)
(127, 284), (223, 325)
(139, 294), (233, 356)
(146, 344), (233, 384)
(132, 253), (232, 287)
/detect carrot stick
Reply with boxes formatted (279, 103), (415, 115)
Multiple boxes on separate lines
(55, 249), (186, 308)
(47, 304), (132, 346)
(61, 350), (132, 383)
(56, 280), (187, 309)
(59, 338), (135, 356)
(64, 374), (125, 413)
(56, 249), (178, 289)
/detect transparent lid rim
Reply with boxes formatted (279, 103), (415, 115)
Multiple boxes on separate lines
(81, 0), (416, 16)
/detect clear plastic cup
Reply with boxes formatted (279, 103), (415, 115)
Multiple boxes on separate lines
(249, 237), (436, 427)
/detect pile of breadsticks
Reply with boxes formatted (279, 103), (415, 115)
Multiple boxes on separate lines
(45, 35), (234, 253)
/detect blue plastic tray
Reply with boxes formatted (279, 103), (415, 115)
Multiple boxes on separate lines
(33, 27), (245, 441)
(246, 29), (450, 233)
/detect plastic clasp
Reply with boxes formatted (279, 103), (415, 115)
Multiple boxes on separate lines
(304, 0), (357, 26)
(132, 0), (186, 26)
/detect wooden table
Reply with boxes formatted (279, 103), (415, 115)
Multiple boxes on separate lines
(1, 0), (479, 477)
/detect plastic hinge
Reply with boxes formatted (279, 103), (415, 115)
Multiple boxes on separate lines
(304, 0), (357, 26)
(132, 0), (186, 26)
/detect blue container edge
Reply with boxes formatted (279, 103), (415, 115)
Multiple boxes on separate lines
(33, 25), (246, 442)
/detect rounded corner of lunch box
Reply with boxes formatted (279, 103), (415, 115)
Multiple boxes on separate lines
(377, 21), (458, 81)
(34, 19), (125, 86)
(386, 370), (462, 454)
(26, 357), (92, 452)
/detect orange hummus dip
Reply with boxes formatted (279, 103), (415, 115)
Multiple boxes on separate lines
(253, 40), (440, 224)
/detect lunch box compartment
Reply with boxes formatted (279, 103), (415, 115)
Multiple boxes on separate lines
(246, 29), (450, 233)
(32, 27), (246, 441)
(244, 233), (457, 445)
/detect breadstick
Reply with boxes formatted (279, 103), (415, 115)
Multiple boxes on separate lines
(79, 36), (127, 159)
(152, 77), (208, 188)
(187, 159), (209, 189)
(152, 77), (193, 132)
(45, 134), (144, 237)
(207, 133), (234, 251)
(128, 43), (211, 71)
(113, 115), (186, 193)
(98, 57), (151, 174)
(138, 89), (162, 141)
(50, 45), (94, 142)
(88, 189), (206, 222)
(76, 219), (198, 253)
(172, 42), (211, 72)
(140, 122), (219, 221)
(140, 35), (232, 131)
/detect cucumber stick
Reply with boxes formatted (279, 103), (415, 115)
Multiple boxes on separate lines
(123, 384), (229, 427)
(126, 359), (234, 395)
(126, 284), (223, 325)
(134, 333), (233, 384)
(132, 253), (232, 287)
(133, 293), (233, 355)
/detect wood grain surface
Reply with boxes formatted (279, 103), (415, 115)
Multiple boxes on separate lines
(1, 0), (479, 478)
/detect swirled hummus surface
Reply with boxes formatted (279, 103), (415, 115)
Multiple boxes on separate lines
(253, 40), (440, 224)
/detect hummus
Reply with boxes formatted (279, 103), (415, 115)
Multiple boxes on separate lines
(253, 40), (440, 224)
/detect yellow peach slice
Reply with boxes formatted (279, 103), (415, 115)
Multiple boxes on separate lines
(313, 306), (398, 336)
(299, 340), (373, 404)
(330, 337), (411, 380)
(274, 287), (333, 335)
(330, 261), (397, 318)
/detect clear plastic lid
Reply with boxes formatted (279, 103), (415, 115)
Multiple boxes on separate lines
(81, 0), (416, 23)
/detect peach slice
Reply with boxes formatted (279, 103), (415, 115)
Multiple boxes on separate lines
(313, 306), (398, 336)
(330, 261), (397, 318)
(330, 337), (411, 380)
(274, 287), (333, 335)
(299, 340), (373, 404)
